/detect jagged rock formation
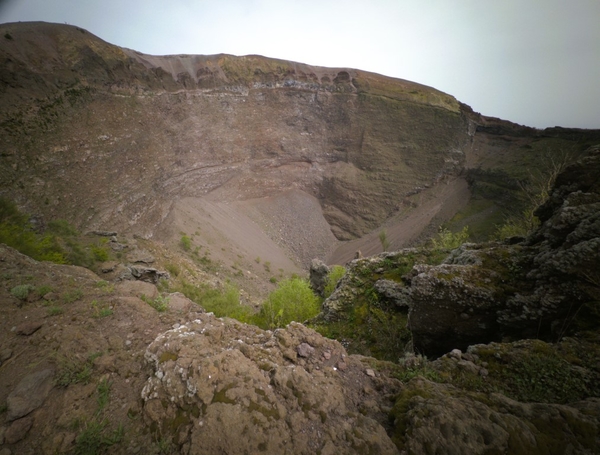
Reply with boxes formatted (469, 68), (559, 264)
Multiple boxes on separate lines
(319, 147), (600, 357)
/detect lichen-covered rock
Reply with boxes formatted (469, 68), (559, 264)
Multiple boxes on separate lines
(141, 314), (401, 454)
(407, 263), (503, 357)
(373, 279), (411, 308)
(392, 377), (600, 455)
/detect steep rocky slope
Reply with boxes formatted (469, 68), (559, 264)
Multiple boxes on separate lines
(2, 22), (599, 272)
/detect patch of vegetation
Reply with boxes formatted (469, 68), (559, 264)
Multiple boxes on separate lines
(4, 32), (13, 40)
(95, 280), (114, 293)
(10, 284), (35, 300)
(378, 229), (390, 251)
(73, 419), (124, 455)
(91, 300), (113, 318)
(164, 263), (180, 277)
(47, 306), (64, 316)
(54, 352), (101, 387)
(91, 245), (109, 262)
(0, 198), (67, 263)
(141, 294), (169, 312)
(177, 281), (253, 322)
(62, 288), (84, 303)
(431, 226), (469, 250)
(37, 284), (53, 296)
(96, 378), (112, 412)
(179, 234), (191, 251)
(255, 278), (320, 330)
(323, 265), (346, 298)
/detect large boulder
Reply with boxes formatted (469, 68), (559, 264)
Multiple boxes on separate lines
(141, 314), (402, 454)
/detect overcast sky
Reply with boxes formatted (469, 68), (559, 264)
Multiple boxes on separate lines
(1, 0), (599, 129)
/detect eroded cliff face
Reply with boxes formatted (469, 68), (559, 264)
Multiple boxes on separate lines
(2, 22), (599, 269)
(0, 22), (470, 257)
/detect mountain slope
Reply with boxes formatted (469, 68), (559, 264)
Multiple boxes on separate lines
(1, 22), (599, 272)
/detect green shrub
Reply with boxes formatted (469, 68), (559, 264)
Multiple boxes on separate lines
(0, 198), (67, 264)
(91, 245), (109, 262)
(37, 284), (53, 296)
(47, 219), (79, 237)
(141, 294), (169, 312)
(47, 306), (63, 316)
(178, 282), (252, 322)
(11, 284), (35, 300)
(379, 229), (391, 251)
(164, 263), (180, 277)
(256, 278), (320, 330)
(62, 288), (83, 303)
(431, 226), (469, 250)
(324, 265), (346, 298)
(180, 235), (192, 251)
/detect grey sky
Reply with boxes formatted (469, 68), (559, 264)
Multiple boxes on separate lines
(1, 0), (599, 129)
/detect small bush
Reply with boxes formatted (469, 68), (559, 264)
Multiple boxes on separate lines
(48, 306), (64, 316)
(324, 265), (346, 298)
(141, 294), (169, 312)
(164, 263), (180, 277)
(180, 235), (192, 251)
(178, 282), (252, 322)
(4, 32), (13, 40)
(431, 226), (469, 250)
(62, 288), (84, 303)
(91, 300), (113, 318)
(37, 284), (53, 296)
(91, 245), (109, 262)
(379, 230), (391, 251)
(256, 278), (320, 330)
(11, 284), (35, 300)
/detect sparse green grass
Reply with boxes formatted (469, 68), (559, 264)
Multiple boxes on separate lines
(62, 288), (84, 303)
(378, 229), (390, 251)
(91, 300), (113, 318)
(96, 378), (111, 412)
(141, 294), (169, 312)
(164, 263), (180, 277)
(37, 284), (53, 296)
(74, 419), (124, 455)
(54, 352), (101, 387)
(95, 280), (114, 293)
(47, 306), (64, 316)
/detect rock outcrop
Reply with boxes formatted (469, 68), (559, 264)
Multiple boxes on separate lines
(318, 147), (600, 358)
(141, 314), (402, 454)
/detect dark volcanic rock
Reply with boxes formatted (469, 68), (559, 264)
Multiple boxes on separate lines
(309, 258), (330, 298)
(408, 147), (600, 356)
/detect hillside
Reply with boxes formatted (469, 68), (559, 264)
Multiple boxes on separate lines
(2, 22), (599, 276)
